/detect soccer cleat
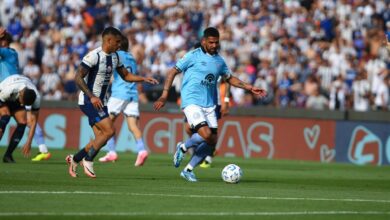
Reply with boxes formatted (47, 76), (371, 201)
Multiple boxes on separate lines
(32, 152), (52, 161)
(65, 154), (78, 177)
(81, 158), (96, 178)
(3, 154), (15, 163)
(199, 161), (211, 168)
(180, 170), (197, 182)
(98, 152), (118, 163)
(173, 142), (185, 168)
(134, 150), (148, 167)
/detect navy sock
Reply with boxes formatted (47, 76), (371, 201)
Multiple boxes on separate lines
(85, 146), (99, 161)
(0, 115), (10, 131)
(73, 148), (88, 163)
(5, 123), (26, 156)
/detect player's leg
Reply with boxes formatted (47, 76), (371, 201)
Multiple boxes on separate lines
(180, 106), (218, 181)
(4, 108), (27, 163)
(200, 106), (221, 168)
(124, 101), (148, 166)
(178, 105), (215, 153)
(99, 97), (122, 162)
(128, 116), (148, 166)
(0, 105), (11, 141)
(30, 121), (51, 161)
(68, 104), (113, 178)
(98, 116), (118, 163)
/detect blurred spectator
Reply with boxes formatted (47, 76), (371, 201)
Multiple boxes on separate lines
(374, 73), (389, 110)
(0, 0), (387, 111)
(22, 57), (40, 86)
(352, 70), (371, 112)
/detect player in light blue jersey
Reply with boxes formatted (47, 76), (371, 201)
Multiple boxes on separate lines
(154, 27), (267, 182)
(66, 27), (158, 178)
(98, 35), (149, 166)
(0, 28), (51, 162)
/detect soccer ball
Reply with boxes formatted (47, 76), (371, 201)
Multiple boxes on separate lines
(221, 164), (242, 183)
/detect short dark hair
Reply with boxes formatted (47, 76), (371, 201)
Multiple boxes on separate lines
(120, 35), (129, 51)
(23, 88), (37, 106)
(203, 27), (219, 38)
(102, 26), (122, 38)
(0, 32), (13, 44)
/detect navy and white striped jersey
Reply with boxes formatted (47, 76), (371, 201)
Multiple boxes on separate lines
(78, 47), (123, 105)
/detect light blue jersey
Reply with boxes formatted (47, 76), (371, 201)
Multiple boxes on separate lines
(0, 47), (19, 81)
(176, 47), (231, 108)
(111, 50), (138, 102)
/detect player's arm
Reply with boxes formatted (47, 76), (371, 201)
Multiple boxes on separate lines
(22, 109), (38, 157)
(221, 83), (231, 116)
(75, 65), (103, 110)
(226, 75), (267, 97)
(116, 66), (158, 84)
(153, 67), (181, 111)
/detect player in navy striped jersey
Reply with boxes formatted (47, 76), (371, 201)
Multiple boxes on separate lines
(66, 27), (158, 178)
(98, 35), (149, 166)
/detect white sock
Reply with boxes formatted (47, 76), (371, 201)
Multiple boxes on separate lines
(181, 143), (187, 152)
(204, 156), (212, 164)
(38, 144), (48, 153)
(184, 164), (193, 172)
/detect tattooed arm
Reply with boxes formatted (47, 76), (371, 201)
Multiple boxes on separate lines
(75, 65), (103, 110)
(226, 76), (267, 97)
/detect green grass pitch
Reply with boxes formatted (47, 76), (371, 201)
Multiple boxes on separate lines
(0, 148), (389, 220)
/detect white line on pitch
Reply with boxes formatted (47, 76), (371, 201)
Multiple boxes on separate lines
(0, 190), (389, 204)
(0, 211), (390, 216)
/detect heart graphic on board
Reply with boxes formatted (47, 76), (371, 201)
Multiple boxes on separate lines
(304, 125), (320, 150)
(320, 144), (336, 163)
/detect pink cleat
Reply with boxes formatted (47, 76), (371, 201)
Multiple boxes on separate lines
(66, 155), (78, 178)
(98, 152), (118, 163)
(81, 158), (96, 178)
(134, 150), (148, 167)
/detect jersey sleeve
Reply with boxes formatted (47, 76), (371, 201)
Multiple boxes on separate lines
(175, 51), (193, 73)
(0, 86), (12, 102)
(81, 51), (98, 70)
(115, 52), (124, 69)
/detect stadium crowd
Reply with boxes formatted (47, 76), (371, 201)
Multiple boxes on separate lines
(0, 0), (389, 111)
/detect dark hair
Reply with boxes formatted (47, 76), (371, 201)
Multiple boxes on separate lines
(23, 88), (37, 106)
(0, 32), (13, 44)
(203, 27), (219, 38)
(120, 35), (129, 51)
(102, 26), (122, 38)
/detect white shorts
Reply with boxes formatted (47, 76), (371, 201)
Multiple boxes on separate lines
(107, 97), (139, 117)
(183, 104), (218, 129)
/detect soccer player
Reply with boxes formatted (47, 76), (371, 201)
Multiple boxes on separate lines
(0, 27), (51, 161)
(184, 77), (231, 169)
(0, 75), (41, 163)
(154, 27), (266, 182)
(66, 27), (158, 178)
(98, 35), (149, 166)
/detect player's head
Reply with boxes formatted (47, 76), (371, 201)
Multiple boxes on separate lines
(101, 26), (123, 53)
(20, 88), (37, 106)
(120, 35), (129, 52)
(201, 27), (220, 55)
(0, 32), (12, 47)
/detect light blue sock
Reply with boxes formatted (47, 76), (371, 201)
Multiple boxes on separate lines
(34, 123), (45, 146)
(184, 133), (205, 150)
(106, 136), (116, 152)
(136, 138), (145, 152)
(189, 141), (211, 168)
